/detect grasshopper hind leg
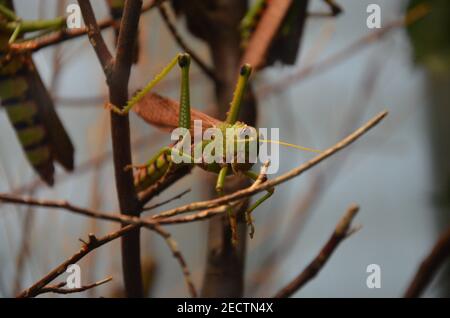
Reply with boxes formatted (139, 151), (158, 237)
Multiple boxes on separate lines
(244, 170), (274, 239)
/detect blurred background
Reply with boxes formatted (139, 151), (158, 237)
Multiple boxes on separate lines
(0, 0), (449, 297)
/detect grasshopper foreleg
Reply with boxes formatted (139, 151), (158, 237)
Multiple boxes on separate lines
(215, 165), (239, 245)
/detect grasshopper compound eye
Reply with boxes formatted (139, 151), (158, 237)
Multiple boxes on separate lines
(240, 64), (252, 77)
(178, 53), (191, 68)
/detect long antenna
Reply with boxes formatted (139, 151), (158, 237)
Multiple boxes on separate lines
(260, 139), (322, 153)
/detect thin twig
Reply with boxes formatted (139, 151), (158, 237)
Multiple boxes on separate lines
(0, 192), (200, 298)
(77, 0), (114, 75)
(8, 0), (166, 54)
(0, 193), (237, 228)
(152, 225), (197, 297)
(78, 0), (144, 297)
(404, 225), (450, 298)
(142, 189), (191, 212)
(273, 204), (360, 298)
(35, 276), (112, 296)
(158, 4), (217, 83)
(17, 228), (131, 298)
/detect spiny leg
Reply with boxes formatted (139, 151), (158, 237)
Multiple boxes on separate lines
(212, 64), (253, 244)
(215, 165), (239, 245)
(0, 4), (17, 21)
(127, 146), (193, 183)
(8, 22), (21, 44)
(126, 53), (193, 192)
(244, 170), (274, 239)
(0, 5), (66, 44)
(225, 64), (253, 125)
(108, 53), (191, 115)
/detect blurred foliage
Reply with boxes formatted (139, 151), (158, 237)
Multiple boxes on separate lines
(407, 0), (450, 73)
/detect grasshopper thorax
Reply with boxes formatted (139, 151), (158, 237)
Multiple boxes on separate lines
(194, 122), (259, 174)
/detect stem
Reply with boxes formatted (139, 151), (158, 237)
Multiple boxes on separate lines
(109, 0), (144, 298)
(77, 0), (144, 297)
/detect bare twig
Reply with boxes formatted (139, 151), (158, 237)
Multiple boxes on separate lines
(16, 219), (197, 297)
(152, 225), (197, 297)
(8, 0), (166, 54)
(142, 189), (191, 212)
(17, 228), (131, 298)
(273, 204), (360, 298)
(0, 192), (200, 298)
(323, 0), (343, 16)
(138, 165), (193, 207)
(78, 0), (144, 297)
(404, 226), (450, 298)
(158, 4), (217, 83)
(77, 0), (114, 75)
(35, 276), (113, 296)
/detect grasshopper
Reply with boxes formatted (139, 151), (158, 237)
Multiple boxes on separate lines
(108, 53), (319, 243)
(0, 0), (74, 185)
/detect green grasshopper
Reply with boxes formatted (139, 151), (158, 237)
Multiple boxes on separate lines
(0, 0), (74, 185)
(108, 53), (320, 243)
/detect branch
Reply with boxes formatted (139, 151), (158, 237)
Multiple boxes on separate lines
(142, 189), (191, 211)
(17, 228), (133, 298)
(77, 0), (114, 76)
(138, 165), (193, 207)
(8, 0), (165, 54)
(0, 192), (199, 298)
(78, 0), (144, 297)
(152, 111), (388, 220)
(16, 221), (197, 298)
(35, 276), (112, 296)
(404, 225), (450, 298)
(0, 193), (238, 228)
(158, 4), (217, 83)
(151, 225), (197, 297)
(273, 204), (360, 298)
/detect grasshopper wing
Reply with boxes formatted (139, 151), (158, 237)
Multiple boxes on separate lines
(133, 93), (222, 137)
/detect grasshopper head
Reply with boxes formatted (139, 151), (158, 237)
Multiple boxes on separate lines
(224, 122), (259, 172)
(240, 64), (253, 77)
(177, 53), (191, 68)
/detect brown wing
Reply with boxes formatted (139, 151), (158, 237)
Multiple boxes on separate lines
(241, 0), (309, 69)
(133, 93), (222, 136)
